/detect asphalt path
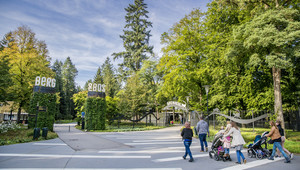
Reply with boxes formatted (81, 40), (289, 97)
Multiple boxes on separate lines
(0, 123), (298, 170)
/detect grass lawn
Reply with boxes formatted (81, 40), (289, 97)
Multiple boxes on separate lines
(77, 121), (166, 132)
(0, 127), (58, 145)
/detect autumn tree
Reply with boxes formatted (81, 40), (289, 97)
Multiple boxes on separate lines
(0, 26), (54, 123)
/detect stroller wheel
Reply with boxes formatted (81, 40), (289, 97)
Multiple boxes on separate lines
(256, 152), (263, 160)
(209, 151), (213, 159)
(248, 149), (255, 158)
(229, 157), (232, 161)
(222, 157), (227, 162)
(247, 150), (252, 158)
(214, 154), (220, 161)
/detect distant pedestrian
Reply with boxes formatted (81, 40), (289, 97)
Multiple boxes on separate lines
(196, 116), (209, 152)
(265, 121), (291, 163)
(181, 122), (194, 162)
(275, 120), (293, 159)
(223, 121), (246, 164)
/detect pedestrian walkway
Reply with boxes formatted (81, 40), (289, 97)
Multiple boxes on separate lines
(54, 123), (129, 151)
(0, 124), (298, 170)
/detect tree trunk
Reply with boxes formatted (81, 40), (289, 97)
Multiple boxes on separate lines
(17, 102), (23, 124)
(272, 67), (285, 130)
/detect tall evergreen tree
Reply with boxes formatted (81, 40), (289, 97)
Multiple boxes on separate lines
(84, 79), (93, 91)
(62, 57), (78, 119)
(94, 66), (103, 84)
(113, 0), (153, 73)
(102, 57), (120, 98)
(52, 60), (64, 119)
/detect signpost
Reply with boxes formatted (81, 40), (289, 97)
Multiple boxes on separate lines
(81, 112), (85, 129)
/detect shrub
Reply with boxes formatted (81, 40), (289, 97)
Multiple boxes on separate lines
(85, 97), (106, 130)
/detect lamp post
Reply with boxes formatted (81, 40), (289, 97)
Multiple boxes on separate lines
(186, 95), (190, 122)
(203, 85), (210, 128)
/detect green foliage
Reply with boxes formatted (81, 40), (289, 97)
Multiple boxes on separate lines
(28, 92), (56, 131)
(72, 91), (88, 118)
(94, 66), (103, 84)
(0, 127), (58, 146)
(113, 0), (153, 73)
(0, 54), (12, 102)
(116, 73), (147, 118)
(102, 57), (120, 98)
(85, 97), (106, 130)
(52, 60), (64, 119)
(0, 25), (54, 123)
(106, 96), (119, 125)
(62, 57), (78, 119)
(158, 9), (208, 111)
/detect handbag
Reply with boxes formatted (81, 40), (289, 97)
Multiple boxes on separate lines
(268, 139), (274, 144)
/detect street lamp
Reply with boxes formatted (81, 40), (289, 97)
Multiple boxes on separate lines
(186, 95), (190, 122)
(203, 85), (210, 127)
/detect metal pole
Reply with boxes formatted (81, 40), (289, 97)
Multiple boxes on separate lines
(252, 110), (254, 132)
(206, 95), (209, 127)
(35, 102), (39, 128)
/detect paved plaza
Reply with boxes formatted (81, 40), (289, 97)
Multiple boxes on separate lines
(0, 123), (299, 170)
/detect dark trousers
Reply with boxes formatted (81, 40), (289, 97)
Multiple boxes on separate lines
(198, 134), (208, 151)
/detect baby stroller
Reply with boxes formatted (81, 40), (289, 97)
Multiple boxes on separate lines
(247, 132), (272, 159)
(209, 133), (231, 162)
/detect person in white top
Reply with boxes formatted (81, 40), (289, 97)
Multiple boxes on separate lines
(223, 121), (246, 164)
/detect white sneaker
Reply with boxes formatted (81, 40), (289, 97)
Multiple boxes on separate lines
(290, 153), (294, 160)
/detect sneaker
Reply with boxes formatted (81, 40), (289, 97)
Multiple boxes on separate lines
(275, 155), (281, 158)
(200, 150), (204, 152)
(189, 158), (194, 162)
(290, 153), (294, 160)
(284, 160), (291, 163)
(243, 159), (247, 164)
(182, 156), (186, 160)
(268, 157), (274, 160)
(235, 162), (241, 164)
(206, 147), (208, 152)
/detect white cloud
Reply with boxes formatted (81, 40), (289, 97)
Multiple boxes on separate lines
(1, 0), (211, 87)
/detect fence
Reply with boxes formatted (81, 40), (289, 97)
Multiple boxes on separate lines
(204, 109), (300, 131)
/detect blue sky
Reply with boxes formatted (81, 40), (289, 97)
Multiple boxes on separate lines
(0, 0), (211, 87)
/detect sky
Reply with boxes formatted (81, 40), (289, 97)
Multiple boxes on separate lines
(0, 0), (211, 88)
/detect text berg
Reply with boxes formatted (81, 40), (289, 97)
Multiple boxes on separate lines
(88, 83), (105, 92)
(35, 76), (56, 88)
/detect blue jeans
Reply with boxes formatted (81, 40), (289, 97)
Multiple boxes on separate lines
(236, 150), (245, 163)
(225, 148), (229, 154)
(271, 142), (290, 161)
(183, 140), (193, 159)
(198, 134), (208, 151)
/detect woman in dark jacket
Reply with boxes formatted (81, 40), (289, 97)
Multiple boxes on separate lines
(181, 122), (194, 162)
(276, 120), (293, 159)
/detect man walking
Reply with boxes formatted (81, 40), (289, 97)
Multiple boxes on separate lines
(196, 116), (209, 152)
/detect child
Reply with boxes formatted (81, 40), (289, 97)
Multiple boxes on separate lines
(216, 126), (225, 136)
(224, 121), (232, 135)
(220, 135), (231, 157)
(181, 122), (194, 162)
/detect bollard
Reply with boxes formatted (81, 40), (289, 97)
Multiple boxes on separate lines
(33, 128), (40, 139)
(42, 127), (48, 138)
